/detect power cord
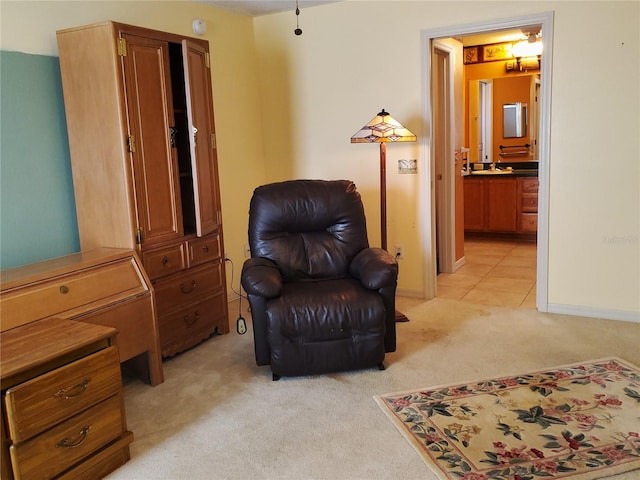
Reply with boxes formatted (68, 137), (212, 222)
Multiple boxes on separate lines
(225, 256), (247, 335)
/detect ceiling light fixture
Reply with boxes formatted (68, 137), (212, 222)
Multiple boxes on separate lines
(294, 0), (302, 35)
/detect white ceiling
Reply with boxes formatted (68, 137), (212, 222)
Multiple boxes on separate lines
(198, 0), (341, 17)
(196, 1), (539, 47)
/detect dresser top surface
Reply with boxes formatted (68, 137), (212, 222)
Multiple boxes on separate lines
(1, 317), (116, 384)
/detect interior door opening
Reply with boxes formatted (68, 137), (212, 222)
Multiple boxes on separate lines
(421, 12), (553, 312)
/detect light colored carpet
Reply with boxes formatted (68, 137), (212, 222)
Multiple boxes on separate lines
(106, 297), (640, 480)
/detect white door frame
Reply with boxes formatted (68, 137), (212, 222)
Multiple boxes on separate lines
(419, 12), (554, 311)
(432, 41), (456, 274)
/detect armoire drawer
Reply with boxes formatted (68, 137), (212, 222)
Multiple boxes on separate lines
(158, 294), (226, 356)
(9, 395), (125, 480)
(188, 234), (222, 267)
(143, 243), (186, 279)
(4, 347), (121, 443)
(152, 264), (223, 314)
(0, 259), (147, 330)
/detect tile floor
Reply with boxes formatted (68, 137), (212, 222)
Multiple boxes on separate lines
(437, 236), (537, 308)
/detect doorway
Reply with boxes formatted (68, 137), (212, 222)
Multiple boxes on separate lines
(420, 12), (554, 312)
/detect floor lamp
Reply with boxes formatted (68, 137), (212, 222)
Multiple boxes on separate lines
(351, 109), (416, 322)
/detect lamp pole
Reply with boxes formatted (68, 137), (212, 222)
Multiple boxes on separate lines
(379, 142), (387, 252)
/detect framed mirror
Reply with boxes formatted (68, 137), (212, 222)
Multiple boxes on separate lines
(503, 102), (527, 138)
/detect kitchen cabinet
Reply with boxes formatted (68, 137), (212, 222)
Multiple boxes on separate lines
(464, 175), (537, 235)
(57, 22), (229, 357)
(1, 318), (132, 479)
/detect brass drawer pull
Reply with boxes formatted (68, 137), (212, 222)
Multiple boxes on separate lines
(162, 256), (169, 266)
(180, 280), (197, 294)
(59, 285), (70, 294)
(57, 425), (91, 448)
(54, 378), (90, 399)
(184, 311), (200, 326)
(202, 245), (209, 253)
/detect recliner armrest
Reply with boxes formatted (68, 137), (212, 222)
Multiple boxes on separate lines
(350, 248), (398, 290)
(241, 257), (283, 298)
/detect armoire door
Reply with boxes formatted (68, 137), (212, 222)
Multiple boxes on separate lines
(182, 40), (221, 237)
(121, 34), (184, 247)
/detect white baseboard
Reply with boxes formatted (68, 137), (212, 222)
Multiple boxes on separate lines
(454, 256), (466, 272)
(547, 303), (640, 324)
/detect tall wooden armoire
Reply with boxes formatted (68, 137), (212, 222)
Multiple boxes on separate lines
(57, 22), (229, 357)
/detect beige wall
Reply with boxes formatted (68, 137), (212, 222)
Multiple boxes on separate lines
(0, 0), (267, 297)
(253, 1), (639, 318)
(2, 1), (639, 319)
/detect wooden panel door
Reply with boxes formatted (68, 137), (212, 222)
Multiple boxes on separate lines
(121, 34), (183, 247)
(182, 40), (221, 236)
(487, 178), (517, 232)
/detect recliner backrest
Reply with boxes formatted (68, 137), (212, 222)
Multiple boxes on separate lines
(248, 179), (369, 282)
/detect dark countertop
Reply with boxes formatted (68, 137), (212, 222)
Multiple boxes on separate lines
(465, 162), (538, 178)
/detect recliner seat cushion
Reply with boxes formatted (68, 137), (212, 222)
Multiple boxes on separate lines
(266, 278), (386, 376)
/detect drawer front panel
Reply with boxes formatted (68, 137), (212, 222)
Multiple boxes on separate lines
(520, 193), (538, 213)
(153, 264), (223, 315)
(1, 259), (146, 330)
(188, 234), (222, 267)
(519, 213), (538, 232)
(9, 395), (124, 480)
(159, 294), (225, 357)
(520, 178), (539, 193)
(5, 347), (121, 443)
(143, 243), (186, 279)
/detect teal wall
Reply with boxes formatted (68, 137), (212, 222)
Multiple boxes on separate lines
(0, 51), (79, 270)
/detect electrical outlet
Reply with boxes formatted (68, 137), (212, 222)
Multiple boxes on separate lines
(395, 246), (403, 259)
(244, 244), (251, 258)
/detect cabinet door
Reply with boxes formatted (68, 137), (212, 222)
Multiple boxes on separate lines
(487, 178), (517, 232)
(463, 178), (485, 231)
(182, 40), (221, 237)
(121, 34), (184, 247)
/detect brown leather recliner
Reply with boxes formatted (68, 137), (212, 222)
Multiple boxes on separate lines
(241, 179), (398, 380)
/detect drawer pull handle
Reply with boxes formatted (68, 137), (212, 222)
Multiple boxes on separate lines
(180, 280), (197, 294)
(59, 285), (70, 294)
(54, 378), (90, 399)
(184, 311), (200, 326)
(202, 245), (209, 253)
(162, 256), (169, 266)
(57, 425), (91, 449)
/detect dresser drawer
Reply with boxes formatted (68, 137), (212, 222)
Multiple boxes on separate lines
(153, 264), (223, 314)
(9, 395), (125, 480)
(1, 259), (147, 330)
(188, 234), (222, 267)
(159, 293), (226, 357)
(5, 347), (121, 443)
(143, 243), (186, 279)
(520, 193), (538, 213)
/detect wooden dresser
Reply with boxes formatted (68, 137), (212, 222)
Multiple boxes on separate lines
(1, 317), (133, 479)
(0, 248), (163, 386)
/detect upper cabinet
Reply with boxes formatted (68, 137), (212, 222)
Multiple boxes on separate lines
(57, 22), (228, 356)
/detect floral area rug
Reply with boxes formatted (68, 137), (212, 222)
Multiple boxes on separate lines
(374, 357), (640, 480)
